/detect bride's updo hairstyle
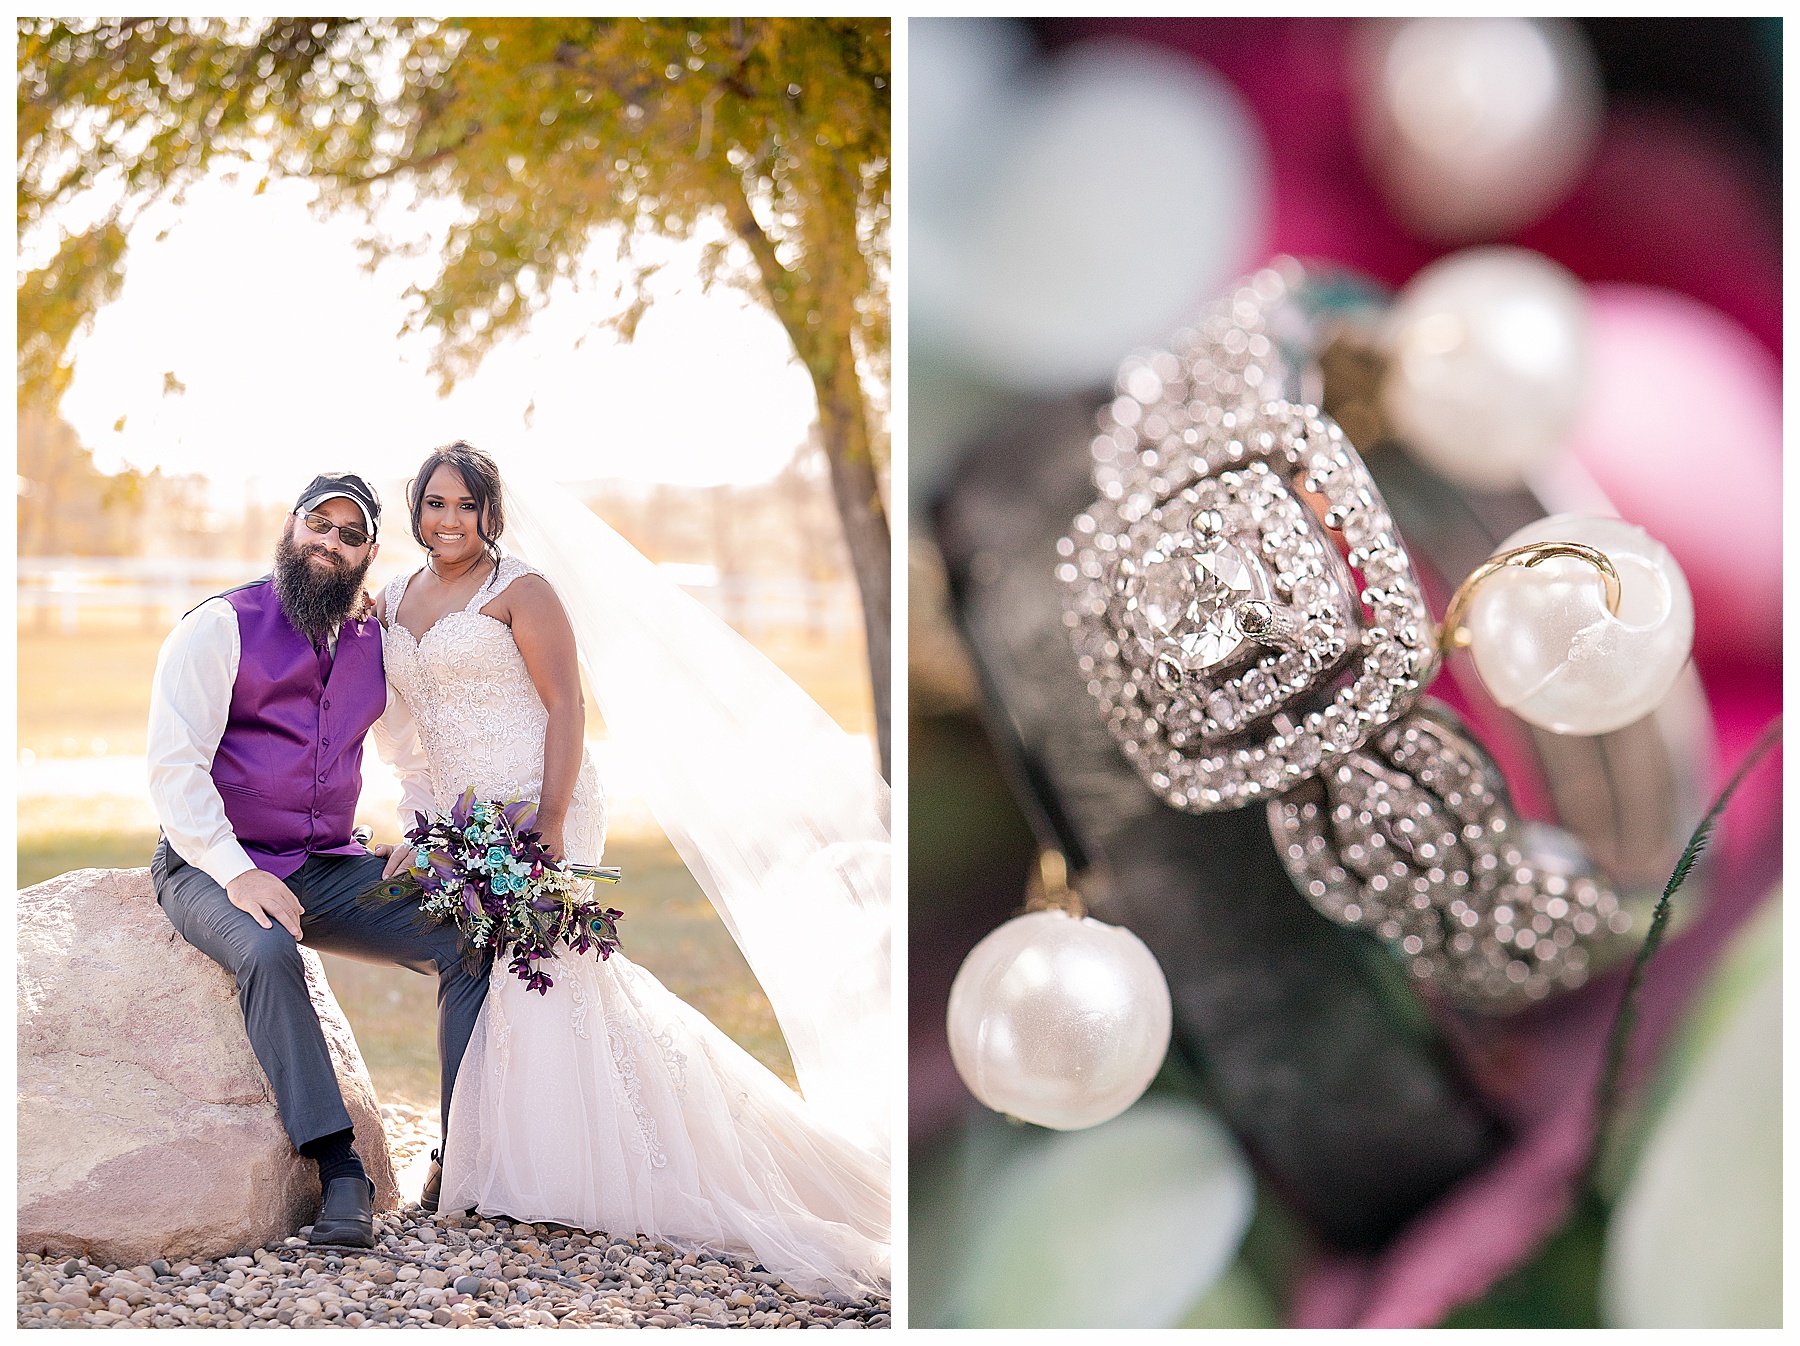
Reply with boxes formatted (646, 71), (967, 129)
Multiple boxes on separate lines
(410, 440), (506, 572)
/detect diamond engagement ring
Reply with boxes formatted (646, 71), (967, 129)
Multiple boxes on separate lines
(1060, 262), (1696, 1011)
(1062, 266), (1436, 807)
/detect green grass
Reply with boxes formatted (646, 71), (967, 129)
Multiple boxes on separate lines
(17, 620), (875, 757)
(19, 829), (164, 887)
(20, 831), (795, 1113)
(18, 625), (166, 758)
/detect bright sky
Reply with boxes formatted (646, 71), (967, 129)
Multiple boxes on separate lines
(47, 164), (822, 508)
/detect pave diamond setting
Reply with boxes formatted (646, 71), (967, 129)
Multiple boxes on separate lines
(1060, 267), (1437, 811)
(1268, 704), (1631, 1010)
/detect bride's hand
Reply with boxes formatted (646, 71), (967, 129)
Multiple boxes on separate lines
(374, 842), (416, 880)
(538, 820), (567, 865)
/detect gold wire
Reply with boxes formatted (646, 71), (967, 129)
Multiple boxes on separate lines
(1438, 541), (1624, 657)
(1024, 849), (1086, 920)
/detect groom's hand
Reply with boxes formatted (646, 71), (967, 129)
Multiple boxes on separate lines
(227, 868), (305, 940)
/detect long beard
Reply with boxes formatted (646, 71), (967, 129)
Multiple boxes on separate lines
(273, 528), (373, 641)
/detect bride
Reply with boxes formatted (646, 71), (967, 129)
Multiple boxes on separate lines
(368, 441), (890, 1296)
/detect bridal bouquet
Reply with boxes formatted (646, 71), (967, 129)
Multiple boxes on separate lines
(364, 789), (623, 995)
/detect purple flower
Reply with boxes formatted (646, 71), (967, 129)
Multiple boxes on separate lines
(451, 788), (476, 831)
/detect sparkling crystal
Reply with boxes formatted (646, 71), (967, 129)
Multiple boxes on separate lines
(1124, 534), (1256, 670)
(1206, 690), (1242, 731)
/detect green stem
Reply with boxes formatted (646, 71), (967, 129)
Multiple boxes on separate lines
(1585, 714), (1782, 1197)
(567, 864), (623, 884)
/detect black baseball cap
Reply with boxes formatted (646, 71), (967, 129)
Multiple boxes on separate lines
(294, 473), (381, 538)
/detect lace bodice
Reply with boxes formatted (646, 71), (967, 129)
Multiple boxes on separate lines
(382, 556), (606, 862)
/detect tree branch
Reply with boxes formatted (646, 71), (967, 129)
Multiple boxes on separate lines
(327, 135), (473, 187)
(721, 184), (811, 345)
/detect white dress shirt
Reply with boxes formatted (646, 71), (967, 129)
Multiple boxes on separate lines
(146, 595), (435, 889)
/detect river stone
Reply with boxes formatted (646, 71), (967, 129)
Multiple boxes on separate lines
(19, 867), (398, 1265)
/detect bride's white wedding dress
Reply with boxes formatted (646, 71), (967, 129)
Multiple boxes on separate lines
(379, 558), (889, 1295)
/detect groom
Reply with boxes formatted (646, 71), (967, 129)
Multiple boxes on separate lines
(147, 473), (485, 1247)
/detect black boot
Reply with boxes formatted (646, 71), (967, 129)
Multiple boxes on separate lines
(309, 1176), (376, 1248)
(419, 1148), (443, 1214)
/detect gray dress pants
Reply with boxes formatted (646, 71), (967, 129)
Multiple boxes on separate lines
(151, 837), (490, 1150)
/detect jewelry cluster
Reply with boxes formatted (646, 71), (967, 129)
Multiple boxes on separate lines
(949, 258), (1700, 1130)
(1269, 706), (1630, 1007)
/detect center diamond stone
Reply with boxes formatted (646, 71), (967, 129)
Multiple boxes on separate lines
(1125, 533), (1256, 671)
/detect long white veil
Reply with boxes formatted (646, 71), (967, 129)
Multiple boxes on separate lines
(500, 459), (892, 1163)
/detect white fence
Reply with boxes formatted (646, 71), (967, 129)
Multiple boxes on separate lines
(19, 556), (864, 639)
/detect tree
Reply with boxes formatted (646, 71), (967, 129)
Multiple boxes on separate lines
(19, 17), (893, 771)
(17, 411), (145, 556)
(16, 409), (218, 560)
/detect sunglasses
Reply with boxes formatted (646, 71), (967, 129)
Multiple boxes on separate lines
(296, 510), (372, 549)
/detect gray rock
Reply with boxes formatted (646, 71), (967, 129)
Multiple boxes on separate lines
(19, 868), (398, 1266)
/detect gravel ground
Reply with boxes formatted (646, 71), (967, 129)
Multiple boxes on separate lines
(19, 1103), (890, 1329)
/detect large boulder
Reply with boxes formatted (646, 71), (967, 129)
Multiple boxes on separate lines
(19, 867), (400, 1265)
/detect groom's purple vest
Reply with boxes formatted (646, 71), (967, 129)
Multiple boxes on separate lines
(210, 579), (387, 879)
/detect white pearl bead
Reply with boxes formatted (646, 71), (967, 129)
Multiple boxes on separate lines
(1465, 515), (1695, 736)
(1353, 17), (1603, 242)
(947, 909), (1172, 1131)
(1381, 247), (1589, 491)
